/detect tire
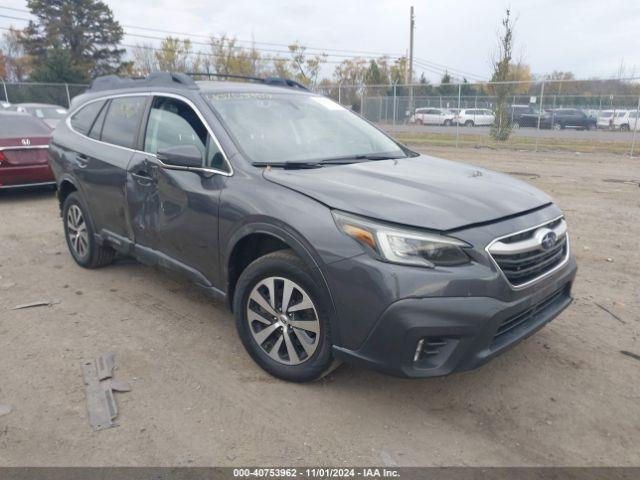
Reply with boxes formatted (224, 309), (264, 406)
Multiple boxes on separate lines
(443, 119), (451, 126)
(620, 124), (630, 132)
(62, 192), (115, 268)
(552, 122), (562, 131)
(512, 121), (520, 129)
(464, 120), (474, 127)
(233, 249), (336, 382)
(416, 119), (423, 125)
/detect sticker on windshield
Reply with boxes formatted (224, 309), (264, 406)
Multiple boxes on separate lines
(311, 96), (344, 111)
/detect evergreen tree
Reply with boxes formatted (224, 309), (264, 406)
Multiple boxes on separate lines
(20, 0), (125, 82)
(30, 46), (87, 83)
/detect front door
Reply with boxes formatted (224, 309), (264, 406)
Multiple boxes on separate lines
(126, 95), (228, 288)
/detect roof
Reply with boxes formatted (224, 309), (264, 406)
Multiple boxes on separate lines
(12, 103), (66, 108)
(196, 81), (312, 95)
(0, 110), (34, 116)
(87, 71), (310, 95)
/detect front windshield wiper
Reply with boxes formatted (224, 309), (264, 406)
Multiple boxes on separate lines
(253, 161), (322, 169)
(253, 153), (406, 169)
(318, 153), (406, 164)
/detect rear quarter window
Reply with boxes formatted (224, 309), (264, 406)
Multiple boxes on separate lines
(0, 114), (51, 137)
(70, 101), (105, 135)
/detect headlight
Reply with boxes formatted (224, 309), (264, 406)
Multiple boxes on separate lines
(333, 211), (471, 268)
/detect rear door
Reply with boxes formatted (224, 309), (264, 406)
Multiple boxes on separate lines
(75, 95), (147, 238)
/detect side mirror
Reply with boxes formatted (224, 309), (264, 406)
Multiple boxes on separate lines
(156, 144), (203, 169)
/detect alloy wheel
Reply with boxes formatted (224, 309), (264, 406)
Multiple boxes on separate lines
(66, 204), (89, 258)
(246, 276), (320, 366)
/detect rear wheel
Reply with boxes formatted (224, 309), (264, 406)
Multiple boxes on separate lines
(512, 121), (520, 129)
(464, 120), (474, 127)
(443, 119), (452, 126)
(620, 124), (630, 132)
(552, 122), (562, 130)
(63, 192), (115, 268)
(233, 250), (337, 382)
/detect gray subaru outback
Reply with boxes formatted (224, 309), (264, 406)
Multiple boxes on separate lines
(48, 72), (576, 382)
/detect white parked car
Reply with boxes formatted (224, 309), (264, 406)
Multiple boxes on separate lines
(453, 108), (495, 127)
(614, 110), (640, 131)
(596, 110), (615, 129)
(410, 107), (455, 126)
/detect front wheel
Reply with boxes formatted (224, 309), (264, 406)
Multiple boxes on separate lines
(552, 122), (562, 130)
(233, 250), (337, 382)
(464, 120), (474, 127)
(620, 124), (630, 132)
(512, 121), (520, 129)
(443, 119), (452, 126)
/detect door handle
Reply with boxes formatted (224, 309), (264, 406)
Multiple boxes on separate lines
(131, 166), (154, 186)
(75, 153), (89, 168)
(133, 168), (151, 178)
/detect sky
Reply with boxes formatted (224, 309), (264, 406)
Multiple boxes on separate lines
(1, 0), (639, 83)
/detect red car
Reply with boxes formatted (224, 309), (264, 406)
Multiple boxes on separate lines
(0, 111), (53, 189)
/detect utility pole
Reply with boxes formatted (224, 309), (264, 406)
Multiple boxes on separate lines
(408, 6), (415, 116)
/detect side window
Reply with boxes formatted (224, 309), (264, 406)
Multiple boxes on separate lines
(101, 96), (146, 148)
(144, 96), (226, 171)
(70, 100), (105, 135)
(88, 101), (109, 140)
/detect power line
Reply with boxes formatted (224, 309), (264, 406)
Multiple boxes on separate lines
(0, 4), (487, 77)
(0, 6), (405, 59)
(413, 58), (486, 81)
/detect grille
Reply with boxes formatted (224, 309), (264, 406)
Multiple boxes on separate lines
(488, 217), (569, 288)
(494, 287), (567, 340)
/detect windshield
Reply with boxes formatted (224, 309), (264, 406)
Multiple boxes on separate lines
(204, 92), (405, 164)
(600, 111), (613, 117)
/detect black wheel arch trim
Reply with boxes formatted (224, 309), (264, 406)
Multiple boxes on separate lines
(224, 220), (342, 345)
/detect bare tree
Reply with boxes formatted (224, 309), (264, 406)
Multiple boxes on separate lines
(287, 42), (327, 87)
(490, 8), (515, 141)
(0, 27), (32, 81)
(130, 43), (157, 76)
(154, 37), (193, 72)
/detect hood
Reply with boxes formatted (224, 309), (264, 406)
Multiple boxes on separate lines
(263, 155), (551, 231)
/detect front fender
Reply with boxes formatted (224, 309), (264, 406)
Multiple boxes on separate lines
(223, 219), (342, 346)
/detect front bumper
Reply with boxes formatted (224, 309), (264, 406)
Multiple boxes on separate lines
(332, 257), (576, 378)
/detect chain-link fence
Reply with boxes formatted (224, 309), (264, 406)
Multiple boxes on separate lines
(317, 78), (640, 156)
(0, 80), (88, 108)
(3, 78), (640, 156)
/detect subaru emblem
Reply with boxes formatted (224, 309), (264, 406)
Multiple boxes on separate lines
(541, 231), (557, 250)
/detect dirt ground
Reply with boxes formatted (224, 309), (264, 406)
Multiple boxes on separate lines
(0, 148), (639, 467)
